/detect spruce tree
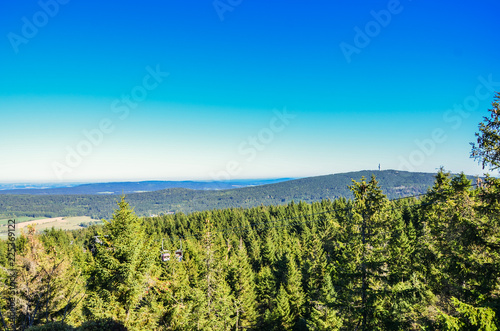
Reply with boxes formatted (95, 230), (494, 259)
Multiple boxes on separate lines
(231, 238), (258, 330)
(284, 255), (306, 327)
(275, 284), (294, 330)
(84, 197), (159, 330)
(262, 229), (278, 266)
(159, 252), (198, 330)
(307, 272), (342, 330)
(196, 219), (235, 330)
(471, 91), (500, 170)
(345, 175), (389, 329)
(256, 265), (277, 327)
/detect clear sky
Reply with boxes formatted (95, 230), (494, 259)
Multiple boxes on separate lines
(1, 0), (499, 183)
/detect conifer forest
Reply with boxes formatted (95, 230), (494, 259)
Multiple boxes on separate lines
(0, 94), (499, 330)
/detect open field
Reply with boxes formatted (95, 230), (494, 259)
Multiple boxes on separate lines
(0, 216), (102, 239)
(0, 216), (44, 225)
(16, 217), (65, 229)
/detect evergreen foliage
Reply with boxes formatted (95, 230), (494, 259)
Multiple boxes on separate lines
(0, 170), (463, 220)
(0, 170), (499, 330)
(83, 197), (159, 330)
(471, 92), (500, 170)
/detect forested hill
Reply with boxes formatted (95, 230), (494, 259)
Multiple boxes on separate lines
(0, 170), (479, 220)
(2, 171), (498, 330)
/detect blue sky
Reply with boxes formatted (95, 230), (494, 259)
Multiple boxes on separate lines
(1, 0), (499, 183)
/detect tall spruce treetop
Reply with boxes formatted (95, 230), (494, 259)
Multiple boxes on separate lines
(347, 175), (389, 329)
(231, 238), (258, 330)
(349, 175), (387, 219)
(85, 197), (158, 329)
(471, 91), (500, 170)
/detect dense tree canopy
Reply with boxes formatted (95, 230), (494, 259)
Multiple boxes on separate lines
(1, 169), (498, 330)
(471, 91), (500, 171)
(0, 170), (454, 221)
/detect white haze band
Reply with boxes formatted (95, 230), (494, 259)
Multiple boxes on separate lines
(210, 108), (297, 181)
(52, 65), (169, 180)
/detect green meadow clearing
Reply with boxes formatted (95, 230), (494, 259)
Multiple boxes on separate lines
(0, 216), (102, 239)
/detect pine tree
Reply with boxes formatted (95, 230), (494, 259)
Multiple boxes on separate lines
(304, 233), (327, 303)
(231, 238), (258, 330)
(471, 91), (500, 170)
(12, 226), (84, 329)
(159, 253), (198, 330)
(307, 272), (343, 330)
(84, 197), (159, 330)
(421, 170), (500, 328)
(382, 214), (432, 329)
(263, 229), (278, 266)
(388, 217), (413, 285)
(285, 255), (306, 327)
(346, 175), (389, 329)
(256, 265), (277, 327)
(275, 284), (294, 330)
(196, 219), (235, 330)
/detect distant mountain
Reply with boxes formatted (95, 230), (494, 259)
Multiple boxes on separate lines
(0, 183), (81, 191)
(0, 179), (294, 195)
(0, 170), (480, 220)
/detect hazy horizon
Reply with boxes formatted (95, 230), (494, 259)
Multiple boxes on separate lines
(0, 168), (490, 187)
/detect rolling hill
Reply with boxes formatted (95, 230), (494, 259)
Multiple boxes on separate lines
(0, 170), (479, 220)
(0, 178), (293, 195)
